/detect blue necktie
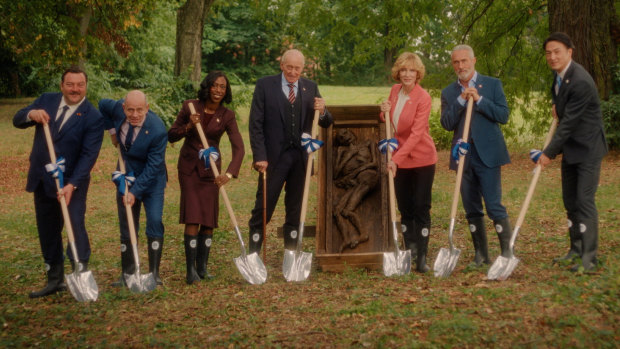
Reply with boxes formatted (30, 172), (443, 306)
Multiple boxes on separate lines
(124, 124), (135, 151)
(556, 75), (562, 89)
(54, 105), (70, 134)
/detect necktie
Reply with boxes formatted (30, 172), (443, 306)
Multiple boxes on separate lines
(124, 123), (135, 151)
(54, 105), (70, 134)
(288, 83), (296, 104)
(556, 75), (562, 88)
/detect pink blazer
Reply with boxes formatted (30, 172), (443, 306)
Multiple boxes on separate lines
(384, 83), (437, 169)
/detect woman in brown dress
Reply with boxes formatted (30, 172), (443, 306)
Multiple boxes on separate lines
(168, 71), (245, 284)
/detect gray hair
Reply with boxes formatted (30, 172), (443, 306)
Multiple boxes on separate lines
(452, 44), (475, 58)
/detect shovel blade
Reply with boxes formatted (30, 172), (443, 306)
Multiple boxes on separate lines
(282, 249), (312, 282)
(487, 256), (520, 281)
(382, 250), (411, 276)
(233, 252), (267, 285)
(124, 271), (157, 293)
(433, 247), (461, 278)
(65, 270), (98, 302)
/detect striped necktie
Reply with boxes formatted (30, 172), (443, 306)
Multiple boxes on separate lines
(54, 105), (70, 134)
(288, 83), (295, 104)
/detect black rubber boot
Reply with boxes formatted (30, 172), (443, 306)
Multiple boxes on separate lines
(196, 234), (214, 280)
(111, 240), (134, 287)
(283, 224), (298, 250)
(147, 236), (163, 285)
(468, 216), (490, 266)
(494, 217), (513, 258)
(401, 220), (417, 261)
(571, 219), (598, 272)
(554, 218), (582, 264)
(415, 225), (430, 273)
(29, 263), (66, 298)
(248, 228), (263, 255)
(184, 235), (200, 285)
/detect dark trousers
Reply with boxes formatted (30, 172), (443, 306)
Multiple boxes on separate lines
(460, 144), (508, 221)
(562, 157), (602, 260)
(394, 164), (435, 227)
(34, 181), (91, 265)
(249, 148), (305, 230)
(116, 190), (165, 241)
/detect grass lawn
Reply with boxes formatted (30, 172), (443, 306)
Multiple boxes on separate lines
(0, 91), (618, 348)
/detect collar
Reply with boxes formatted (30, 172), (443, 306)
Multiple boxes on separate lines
(457, 71), (479, 88)
(558, 60), (572, 80)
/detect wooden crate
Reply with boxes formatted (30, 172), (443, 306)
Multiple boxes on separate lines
(315, 105), (392, 272)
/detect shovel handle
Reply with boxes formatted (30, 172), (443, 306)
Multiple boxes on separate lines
(116, 145), (141, 266)
(296, 109), (321, 252)
(512, 118), (558, 235)
(449, 97), (474, 222)
(188, 103), (242, 234)
(262, 171), (267, 262)
(42, 123), (81, 261)
(383, 110), (400, 253)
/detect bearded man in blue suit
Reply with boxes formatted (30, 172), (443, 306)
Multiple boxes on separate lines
(441, 45), (513, 267)
(13, 66), (104, 298)
(99, 90), (168, 285)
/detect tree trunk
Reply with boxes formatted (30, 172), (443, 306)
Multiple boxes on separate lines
(548, 0), (617, 99)
(78, 7), (92, 69)
(174, 0), (214, 82)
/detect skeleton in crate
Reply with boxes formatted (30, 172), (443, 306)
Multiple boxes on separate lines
(333, 129), (379, 252)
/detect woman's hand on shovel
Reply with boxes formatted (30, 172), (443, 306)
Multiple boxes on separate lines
(57, 183), (76, 206)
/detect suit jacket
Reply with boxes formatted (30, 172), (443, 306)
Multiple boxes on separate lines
(168, 99), (244, 180)
(99, 99), (168, 199)
(13, 92), (104, 198)
(385, 83), (437, 169)
(543, 61), (608, 163)
(249, 74), (333, 165)
(440, 73), (511, 170)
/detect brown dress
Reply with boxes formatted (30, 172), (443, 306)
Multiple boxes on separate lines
(168, 99), (245, 227)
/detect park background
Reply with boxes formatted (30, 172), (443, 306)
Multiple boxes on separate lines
(0, 0), (619, 347)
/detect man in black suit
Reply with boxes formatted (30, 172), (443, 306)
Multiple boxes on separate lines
(248, 49), (333, 253)
(13, 66), (104, 297)
(539, 32), (608, 272)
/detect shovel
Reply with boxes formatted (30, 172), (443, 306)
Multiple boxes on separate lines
(282, 110), (322, 282)
(433, 97), (474, 278)
(42, 123), (98, 302)
(115, 145), (157, 293)
(381, 110), (411, 276)
(188, 103), (267, 285)
(487, 118), (558, 281)
(262, 171), (267, 263)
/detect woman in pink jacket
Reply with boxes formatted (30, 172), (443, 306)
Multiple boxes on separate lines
(381, 52), (437, 273)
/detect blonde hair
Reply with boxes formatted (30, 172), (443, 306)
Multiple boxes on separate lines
(391, 52), (425, 84)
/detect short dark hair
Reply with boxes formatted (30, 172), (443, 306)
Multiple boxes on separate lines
(543, 32), (575, 50)
(61, 66), (88, 83)
(197, 71), (232, 104)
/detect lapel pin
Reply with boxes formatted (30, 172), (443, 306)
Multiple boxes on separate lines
(565, 79), (570, 84)
(77, 113), (82, 116)
(216, 118), (220, 123)
(303, 87), (306, 92)
(145, 130), (149, 135)
(478, 84), (482, 88)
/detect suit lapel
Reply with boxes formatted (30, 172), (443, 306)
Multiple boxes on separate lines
(274, 76), (288, 125)
(55, 101), (88, 141)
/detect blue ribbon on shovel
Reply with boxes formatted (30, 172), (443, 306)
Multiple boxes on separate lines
(45, 157), (66, 188)
(451, 138), (470, 163)
(529, 149), (543, 163)
(378, 138), (398, 154)
(199, 147), (220, 169)
(301, 132), (324, 153)
(112, 171), (136, 195)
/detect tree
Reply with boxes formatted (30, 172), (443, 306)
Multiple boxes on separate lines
(548, 0), (618, 99)
(174, 0), (215, 82)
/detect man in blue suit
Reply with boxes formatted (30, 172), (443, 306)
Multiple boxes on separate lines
(13, 66), (104, 298)
(248, 49), (333, 253)
(441, 45), (512, 266)
(539, 33), (608, 272)
(99, 90), (168, 285)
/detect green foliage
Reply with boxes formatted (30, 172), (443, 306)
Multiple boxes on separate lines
(601, 65), (620, 150)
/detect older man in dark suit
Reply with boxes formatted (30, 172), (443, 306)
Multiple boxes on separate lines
(441, 45), (512, 267)
(99, 90), (168, 285)
(539, 32), (608, 272)
(248, 49), (333, 253)
(13, 66), (104, 298)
